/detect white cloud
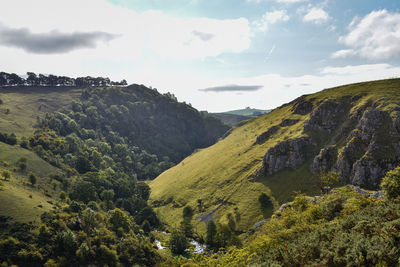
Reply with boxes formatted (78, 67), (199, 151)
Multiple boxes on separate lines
(332, 10), (400, 60)
(183, 63), (400, 112)
(0, 0), (251, 63)
(253, 10), (290, 31)
(303, 7), (330, 24)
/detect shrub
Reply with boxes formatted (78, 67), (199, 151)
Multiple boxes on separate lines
(381, 167), (400, 200)
(258, 192), (273, 210)
(28, 172), (37, 186)
(169, 230), (188, 255)
(17, 157), (27, 172)
(1, 170), (11, 180)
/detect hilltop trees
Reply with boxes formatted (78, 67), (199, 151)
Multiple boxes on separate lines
(0, 71), (127, 87)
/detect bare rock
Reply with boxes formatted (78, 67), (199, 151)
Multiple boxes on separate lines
(263, 137), (315, 175)
(291, 97), (313, 115)
(303, 99), (349, 133)
(254, 126), (279, 145)
(311, 145), (337, 173)
(280, 119), (300, 127)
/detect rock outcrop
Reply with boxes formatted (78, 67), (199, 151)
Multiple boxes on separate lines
(312, 107), (400, 189)
(263, 137), (315, 175)
(255, 126), (279, 145)
(291, 96), (313, 115)
(303, 99), (350, 133)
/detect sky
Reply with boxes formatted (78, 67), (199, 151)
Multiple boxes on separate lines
(1, 0), (400, 112)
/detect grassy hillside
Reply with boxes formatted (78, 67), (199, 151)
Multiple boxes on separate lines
(0, 87), (82, 137)
(0, 142), (62, 224)
(150, 78), (400, 233)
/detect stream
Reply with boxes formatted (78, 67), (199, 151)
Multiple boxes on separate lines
(155, 238), (206, 253)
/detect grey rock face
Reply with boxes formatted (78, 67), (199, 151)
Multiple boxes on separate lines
(312, 107), (400, 189)
(311, 145), (337, 174)
(303, 99), (349, 133)
(263, 137), (314, 175)
(291, 97), (313, 115)
(255, 126), (280, 145)
(280, 119), (300, 127)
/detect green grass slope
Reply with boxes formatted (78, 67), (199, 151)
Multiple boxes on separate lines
(0, 87), (82, 137)
(150, 78), (400, 232)
(0, 142), (62, 224)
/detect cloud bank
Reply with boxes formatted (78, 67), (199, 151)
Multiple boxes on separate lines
(332, 10), (400, 60)
(198, 84), (263, 92)
(0, 24), (117, 54)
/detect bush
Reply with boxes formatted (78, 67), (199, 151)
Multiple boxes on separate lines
(381, 167), (400, 200)
(17, 157), (27, 172)
(169, 230), (188, 255)
(258, 192), (273, 210)
(1, 170), (11, 181)
(28, 172), (37, 186)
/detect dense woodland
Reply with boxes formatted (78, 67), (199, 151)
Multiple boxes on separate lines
(30, 85), (228, 178)
(0, 83), (230, 266)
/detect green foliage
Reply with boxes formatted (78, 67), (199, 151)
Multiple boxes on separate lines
(169, 230), (189, 255)
(180, 206), (194, 237)
(59, 191), (66, 201)
(206, 220), (217, 248)
(380, 167), (400, 200)
(0, 132), (17, 145)
(182, 205), (194, 220)
(185, 187), (400, 266)
(258, 192), (273, 210)
(28, 172), (37, 186)
(31, 85), (228, 180)
(0, 201), (158, 266)
(17, 157), (27, 172)
(1, 170), (11, 181)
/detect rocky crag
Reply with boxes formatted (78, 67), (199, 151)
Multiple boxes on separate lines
(257, 92), (400, 189)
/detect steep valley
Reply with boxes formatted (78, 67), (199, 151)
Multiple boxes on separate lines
(150, 78), (400, 232)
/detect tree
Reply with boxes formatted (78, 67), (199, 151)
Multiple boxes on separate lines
(181, 206), (194, 237)
(109, 208), (131, 233)
(6, 133), (17, 145)
(17, 157), (27, 171)
(227, 213), (236, 232)
(182, 205), (194, 220)
(101, 189), (115, 210)
(206, 220), (217, 248)
(169, 230), (188, 255)
(381, 167), (400, 200)
(28, 172), (37, 186)
(59, 191), (67, 201)
(2, 170), (11, 181)
(142, 220), (151, 235)
(136, 182), (150, 201)
(320, 171), (339, 194)
(258, 192), (273, 210)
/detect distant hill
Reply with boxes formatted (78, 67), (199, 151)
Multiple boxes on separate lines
(224, 107), (271, 117)
(211, 113), (252, 127)
(150, 78), (400, 233)
(211, 108), (271, 126)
